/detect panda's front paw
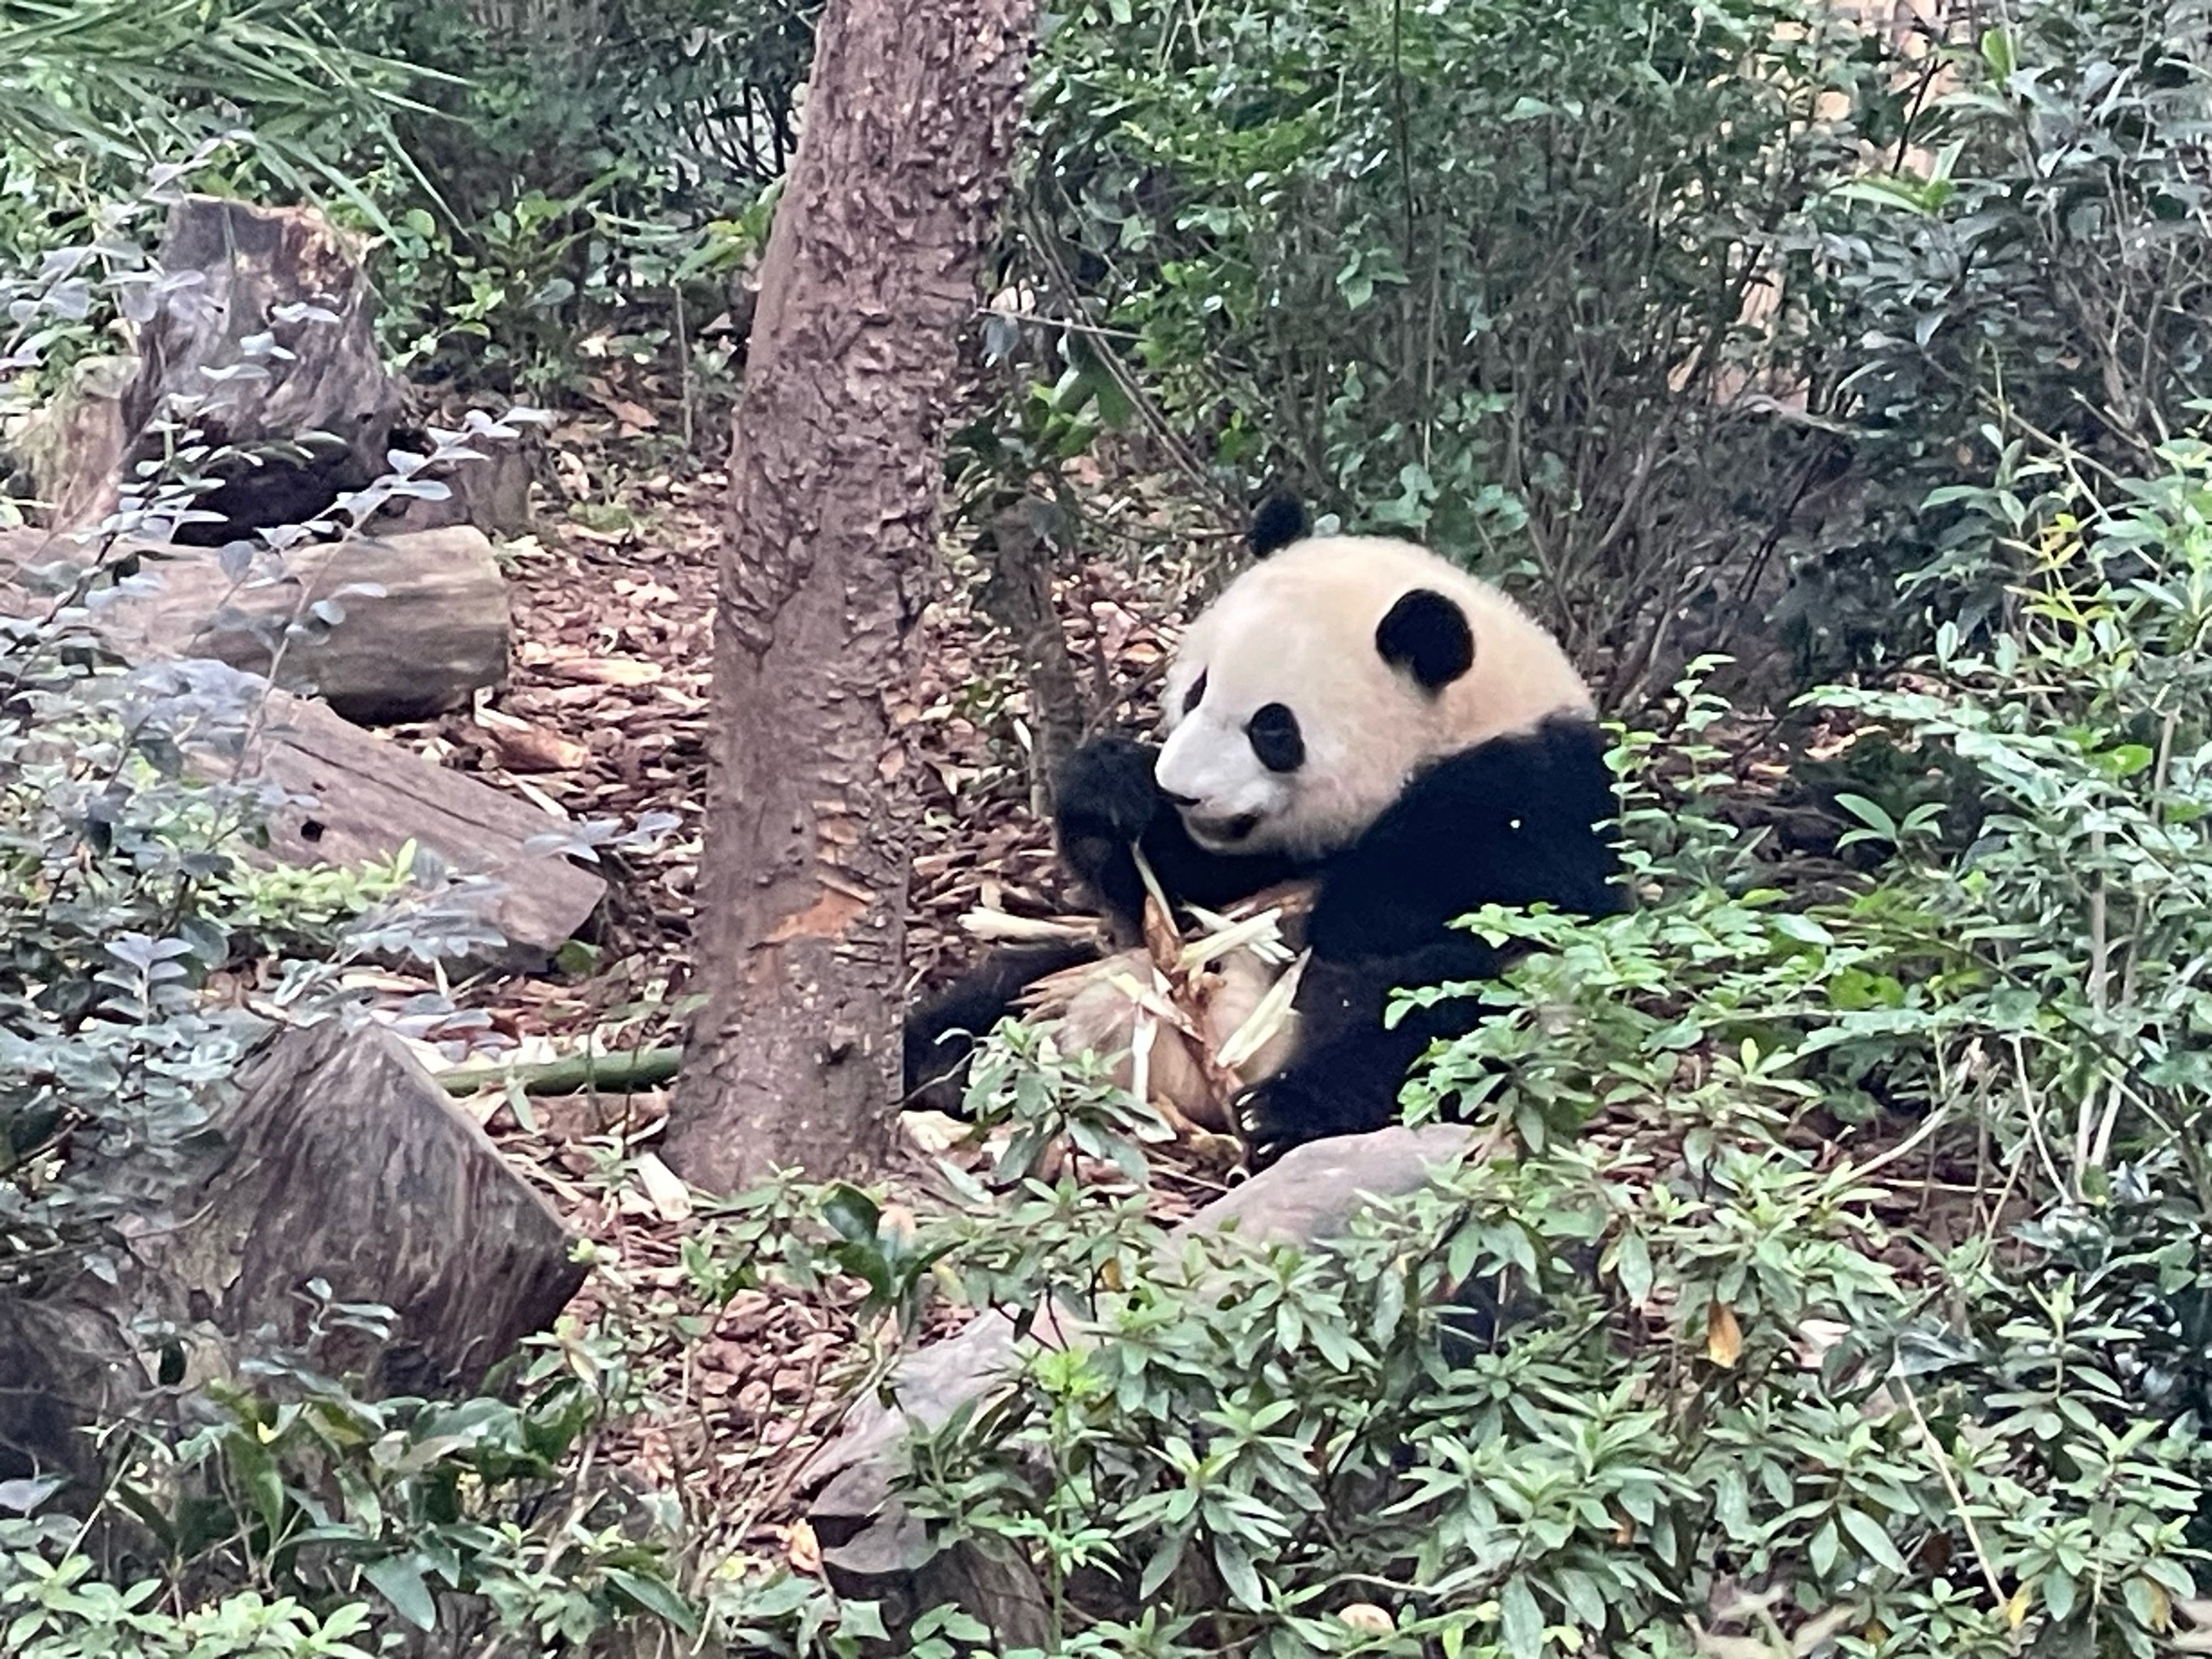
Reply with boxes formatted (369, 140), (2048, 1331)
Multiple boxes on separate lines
(1054, 739), (1163, 902)
(1235, 1068), (1396, 1171)
(1234, 1073), (1331, 1171)
(1056, 737), (1159, 844)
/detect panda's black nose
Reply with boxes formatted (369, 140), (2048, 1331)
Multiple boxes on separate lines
(1161, 789), (1201, 808)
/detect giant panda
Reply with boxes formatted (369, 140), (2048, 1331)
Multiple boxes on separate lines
(905, 495), (1625, 1167)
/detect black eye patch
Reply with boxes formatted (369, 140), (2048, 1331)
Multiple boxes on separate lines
(1181, 669), (1208, 714)
(1246, 702), (1305, 772)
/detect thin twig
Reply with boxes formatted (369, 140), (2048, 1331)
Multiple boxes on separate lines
(1899, 1380), (2009, 1611)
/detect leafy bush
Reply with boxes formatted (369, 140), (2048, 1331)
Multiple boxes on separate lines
(0, 0), (813, 400)
(0, 0), (425, 204)
(1784, 0), (2212, 670)
(316, 0), (816, 390)
(992, 0), (1887, 694)
(892, 1141), (2199, 1657)
(0, 423), (522, 1296)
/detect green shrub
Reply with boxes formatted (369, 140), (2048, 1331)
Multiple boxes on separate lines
(1786, 0), (2212, 671)
(993, 0), (1886, 694)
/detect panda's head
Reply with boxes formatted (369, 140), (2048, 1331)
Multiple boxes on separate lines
(1154, 522), (1593, 859)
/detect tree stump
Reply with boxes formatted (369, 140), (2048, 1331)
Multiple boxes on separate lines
(129, 197), (402, 542)
(6, 354), (135, 530)
(0, 1021), (587, 1497)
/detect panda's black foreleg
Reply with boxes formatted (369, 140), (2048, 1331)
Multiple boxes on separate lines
(903, 736), (1300, 1115)
(902, 938), (1101, 1113)
(1234, 939), (1505, 1169)
(1054, 735), (1305, 936)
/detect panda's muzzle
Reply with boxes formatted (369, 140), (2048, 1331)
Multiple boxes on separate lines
(1185, 809), (1262, 845)
(1160, 791), (1260, 845)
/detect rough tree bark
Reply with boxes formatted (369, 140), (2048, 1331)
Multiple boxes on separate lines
(664, 0), (1037, 1189)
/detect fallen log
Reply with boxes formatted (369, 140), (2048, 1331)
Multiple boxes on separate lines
(96, 527), (510, 726)
(235, 682), (605, 969)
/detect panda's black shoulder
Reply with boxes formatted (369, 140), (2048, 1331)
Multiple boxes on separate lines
(1307, 713), (1623, 959)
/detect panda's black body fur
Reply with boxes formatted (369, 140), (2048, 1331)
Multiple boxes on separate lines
(1051, 711), (1621, 1159)
(904, 496), (1624, 1166)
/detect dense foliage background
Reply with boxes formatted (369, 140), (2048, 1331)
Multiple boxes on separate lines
(10, 0), (2212, 1654)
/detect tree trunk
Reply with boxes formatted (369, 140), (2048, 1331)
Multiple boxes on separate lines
(977, 494), (1087, 818)
(664, 0), (1037, 1190)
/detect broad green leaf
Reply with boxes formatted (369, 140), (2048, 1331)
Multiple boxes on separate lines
(1612, 1229), (1653, 1307)
(1979, 25), (2013, 78)
(603, 1567), (701, 1634)
(1834, 794), (1900, 840)
(362, 1555), (437, 1631)
(2044, 1569), (2078, 1623)
(1498, 1575), (1544, 1658)
(820, 1183), (881, 1243)
(1838, 1507), (1907, 1576)
(1809, 1517), (1839, 1578)
(1214, 1534), (1264, 1612)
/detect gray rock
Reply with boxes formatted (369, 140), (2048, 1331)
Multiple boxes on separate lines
(1168, 1124), (1479, 1248)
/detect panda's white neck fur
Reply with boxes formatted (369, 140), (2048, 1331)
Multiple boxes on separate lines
(1158, 534), (1594, 860)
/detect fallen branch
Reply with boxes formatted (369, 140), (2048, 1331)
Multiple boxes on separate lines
(438, 1045), (684, 1098)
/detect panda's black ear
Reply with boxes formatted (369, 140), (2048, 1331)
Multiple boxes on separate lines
(1376, 588), (1474, 691)
(1247, 492), (1308, 558)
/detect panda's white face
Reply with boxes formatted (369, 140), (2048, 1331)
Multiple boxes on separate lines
(1154, 684), (1308, 851)
(1154, 535), (1595, 859)
(1155, 601), (1439, 859)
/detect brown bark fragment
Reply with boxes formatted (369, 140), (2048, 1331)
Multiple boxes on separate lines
(666, 0), (1039, 1190)
(764, 885), (873, 945)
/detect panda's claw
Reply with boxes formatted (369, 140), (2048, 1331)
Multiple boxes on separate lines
(1233, 1077), (1311, 1173)
(1238, 1066), (1405, 1172)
